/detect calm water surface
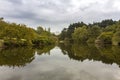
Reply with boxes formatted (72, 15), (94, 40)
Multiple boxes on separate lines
(0, 44), (120, 80)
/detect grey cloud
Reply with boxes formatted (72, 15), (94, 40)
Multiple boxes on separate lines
(5, 11), (35, 19)
(6, 0), (23, 4)
(37, 0), (73, 14)
(0, 0), (120, 32)
(79, 2), (98, 11)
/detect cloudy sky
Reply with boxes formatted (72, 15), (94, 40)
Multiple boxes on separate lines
(0, 0), (120, 32)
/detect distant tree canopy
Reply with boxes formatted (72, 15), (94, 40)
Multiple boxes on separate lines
(88, 19), (116, 28)
(59, 19), (120, 45)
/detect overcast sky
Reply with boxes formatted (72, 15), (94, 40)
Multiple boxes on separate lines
(0, 0), (120, 32)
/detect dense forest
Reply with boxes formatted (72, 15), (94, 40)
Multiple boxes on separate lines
(59, 19), (120, 45)
(0, 18), (56, 47)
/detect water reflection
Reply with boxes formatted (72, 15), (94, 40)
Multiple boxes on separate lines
(36, 45), (55, 55)
(0, 43), (120, 68)
(59, 43), (120, 67)
(0, 45), (55, 67)
(0, 47), (35, 67)
(0, 44), (120, 80)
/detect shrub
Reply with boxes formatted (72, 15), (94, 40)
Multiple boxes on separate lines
(97, 32), (113, 44)
(112, 31), (120, 45)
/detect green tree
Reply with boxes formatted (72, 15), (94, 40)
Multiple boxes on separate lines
(59, 28), (67, 40)
(72, 26), (88, 42)
(87, 26), (101, 43)
(112, 31), (120, 45)
(96, 32), (113, 44)
(36, 26), (44, 34)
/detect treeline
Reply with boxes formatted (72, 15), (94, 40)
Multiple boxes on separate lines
(0, 18), (56, 47)
(59, 19), (120, 45)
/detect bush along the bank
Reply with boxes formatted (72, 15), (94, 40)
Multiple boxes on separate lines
(112, 31), (120, 45)
(32, 36), (55, 47)
(95, 32), (113, 44)
(0, 39), (4, 48)
(3, 38), (29, 47)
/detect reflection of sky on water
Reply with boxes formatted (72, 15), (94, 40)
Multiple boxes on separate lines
(0, 47), (120, 80)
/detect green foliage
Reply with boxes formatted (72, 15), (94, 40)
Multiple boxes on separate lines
(67, 22), (87, 39)
(72, 26), (88, 42)
(32, 36), (55, 46)
(59, 22), (87, 41)
(97, 32), (113, 44)
(36, 26), (44, 34)
(34, 27), (56, 46)
(59, 28), (67, 40)
(0, 18), (55, 47)
(60, 19), (120, 45)
(3, 38), (29, 47)
(87, 37), (96, 43)
(89, 19), (116, 28)
(0, 40), (4, 47)
(0, 22), (37, 40)
(112, 31), (120, 45)
(87, 26), (101, 43)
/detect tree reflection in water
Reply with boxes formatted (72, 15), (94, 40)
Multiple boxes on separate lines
(0, 47), (35, 68)
(0, 43), (120, 68)
(36, 45), (55, 55)
(0, 45), (55, 68)
(59, 43), (120, 67)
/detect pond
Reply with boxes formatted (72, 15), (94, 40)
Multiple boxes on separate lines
(0, 44), (120, 80)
